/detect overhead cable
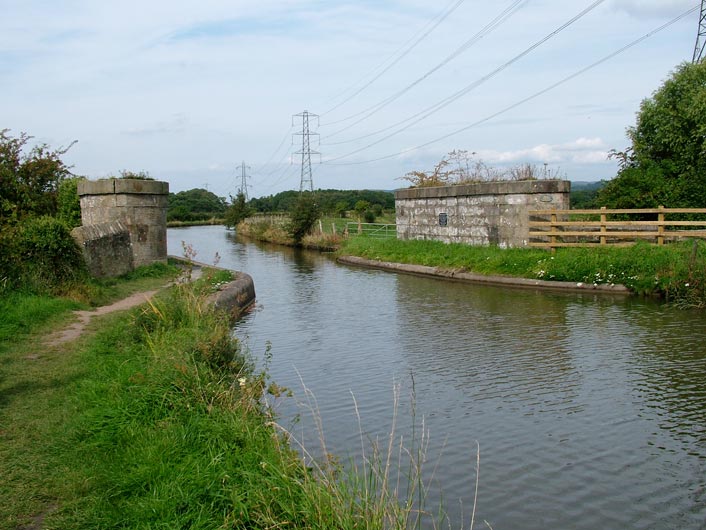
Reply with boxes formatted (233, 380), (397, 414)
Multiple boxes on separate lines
(323, 6), (698, 167)
(322, 0), (526, 135)
(324, 0), (607, 163)
(320, 0), (466, 117)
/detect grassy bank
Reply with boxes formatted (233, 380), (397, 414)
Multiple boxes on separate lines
(236, 219), (342, 251)
(340, 237), (706, 307)
(1, 266), (444, 529)
(167, 218), (224, 228)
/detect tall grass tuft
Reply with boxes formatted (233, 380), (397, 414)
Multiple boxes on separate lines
(270, 378), (480, 530)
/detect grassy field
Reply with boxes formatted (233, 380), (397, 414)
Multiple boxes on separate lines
(1, 264), (447, 529)
(339, 237), (706, 307)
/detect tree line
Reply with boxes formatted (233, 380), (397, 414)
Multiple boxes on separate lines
(2, 59), (702, 281)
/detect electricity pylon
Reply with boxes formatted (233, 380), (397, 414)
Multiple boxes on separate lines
(694, 0), (706, 63)
(237, 161), (251, 201)
(293, 111), (320, 192)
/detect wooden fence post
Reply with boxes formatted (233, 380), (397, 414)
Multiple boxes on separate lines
(658, 205), (665, 245)
(600, 206), (607, 246)
(550, 211), (557, 253)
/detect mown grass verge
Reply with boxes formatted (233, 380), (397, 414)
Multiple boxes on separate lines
(2, 268), (449, 529)
(340, 237), (706, 307)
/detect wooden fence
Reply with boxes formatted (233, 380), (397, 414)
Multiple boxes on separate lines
(528, 207), (706, 250)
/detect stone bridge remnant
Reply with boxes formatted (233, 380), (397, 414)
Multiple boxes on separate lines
(395, 179), (570, 248)
(76, 179), (169, 273)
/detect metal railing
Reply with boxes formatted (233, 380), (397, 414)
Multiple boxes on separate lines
(345, 222), (397, 239)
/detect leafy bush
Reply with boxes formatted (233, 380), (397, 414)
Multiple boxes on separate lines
(286, 193), (321, 243)
(1, 216), (86, 293)
(224, 191), (252, 228)
(599, 61), (706, 209)
(56, 176), (84, 228)
(0, 129), (75, 223)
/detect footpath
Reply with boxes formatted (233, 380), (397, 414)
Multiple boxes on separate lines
(44, 289), (160, 347)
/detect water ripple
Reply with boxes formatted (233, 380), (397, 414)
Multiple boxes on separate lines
(169, 227), (706, 530)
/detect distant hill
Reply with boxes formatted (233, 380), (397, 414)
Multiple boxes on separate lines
(570, 181), (605, 209)
(571, 181), (605, 191)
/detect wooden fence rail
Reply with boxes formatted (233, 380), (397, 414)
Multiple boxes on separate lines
(528, 206), (706, 250)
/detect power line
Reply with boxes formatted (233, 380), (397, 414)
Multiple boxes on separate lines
(253, 125), (294, 177)
(293, 111), (320, 192)
(323, 6), (697, 168)
(320, 0), (467, 117)
(322, 0), (526, 135)
(324, 0), (607, 163)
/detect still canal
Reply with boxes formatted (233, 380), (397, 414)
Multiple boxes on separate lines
(169, 225), (706, 530)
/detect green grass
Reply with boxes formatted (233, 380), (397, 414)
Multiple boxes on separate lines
(340, 237), (706, 307)
(2, 274), (450, 529)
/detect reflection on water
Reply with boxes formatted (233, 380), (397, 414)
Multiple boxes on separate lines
(169, 226), (706, 530)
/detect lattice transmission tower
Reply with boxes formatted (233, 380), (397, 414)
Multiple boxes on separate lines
(694, 0), (706, 63)
(293, 110), (320, 192)
(236, 161), (251, 201)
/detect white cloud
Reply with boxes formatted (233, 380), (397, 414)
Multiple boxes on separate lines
(477, 138), (609, 165)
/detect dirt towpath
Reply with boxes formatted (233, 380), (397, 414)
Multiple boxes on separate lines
(44, 289), (159, 347)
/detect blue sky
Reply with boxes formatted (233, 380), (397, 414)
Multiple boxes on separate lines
(1, 0), (698, 198)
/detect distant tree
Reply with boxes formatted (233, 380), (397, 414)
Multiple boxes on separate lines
(354, 200), (371, 219)
(0, 129), (75, 223)
(168, 188), (227, 221)
(570, 182), (604, 210)
(224, 191), (253, 228)
(245, 189), (394, 214)
(598, 61), (706, 208)
(286, 192), (321, 243)
(334, 200), (348, 218)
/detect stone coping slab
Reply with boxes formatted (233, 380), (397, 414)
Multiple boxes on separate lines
(78, 178), (169, 196)
(394, 179), (570, 200)
(168, 256), (256, 317)
(337, 255), (630, 295)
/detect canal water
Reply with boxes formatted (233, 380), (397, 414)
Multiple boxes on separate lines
(169, 225), (706, 530)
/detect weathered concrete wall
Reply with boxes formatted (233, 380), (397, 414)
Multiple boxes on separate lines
(78, 179), (169, 267)
(71, 220), (134, 278)
(395, 180), (570, 248)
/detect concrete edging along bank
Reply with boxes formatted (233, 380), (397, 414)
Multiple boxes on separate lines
(337, 255), (631, 295)
(168, 256), (256, 316)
